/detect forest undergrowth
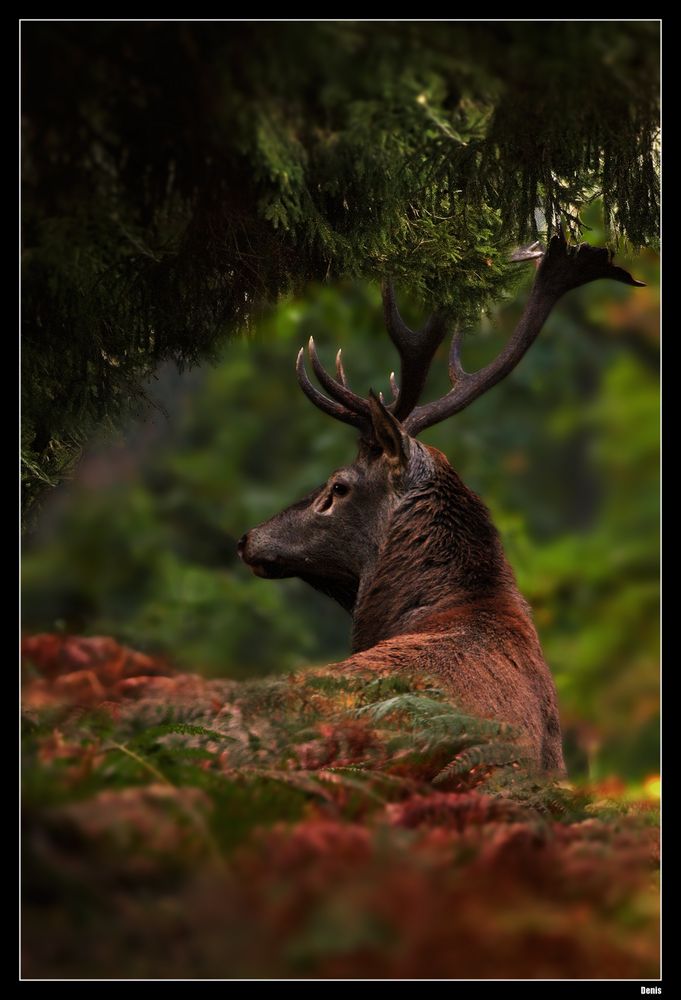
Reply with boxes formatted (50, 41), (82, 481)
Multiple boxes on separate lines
(22, 634), (659, 979)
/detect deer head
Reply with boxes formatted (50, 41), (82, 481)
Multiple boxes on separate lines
(238, 231), (643, 643)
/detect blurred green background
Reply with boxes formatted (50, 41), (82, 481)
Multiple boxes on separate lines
(21, 210), (659, 782)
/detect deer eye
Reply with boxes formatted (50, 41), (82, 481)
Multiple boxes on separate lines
(332, 482), (349, 497)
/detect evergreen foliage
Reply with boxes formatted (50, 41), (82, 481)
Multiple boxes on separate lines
(22, 22), (659, 512)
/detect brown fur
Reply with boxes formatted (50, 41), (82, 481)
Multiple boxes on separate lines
(340, 604), (564, 773)
(242, 442), (565, 774)
(343, 447), (564, 773)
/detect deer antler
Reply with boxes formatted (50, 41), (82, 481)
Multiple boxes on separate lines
(403, 229), (645, 435)
(295, 287), (451, 432)
(381, 282), (451, 421)
(296, 338), (371, 431)
(295, 230), (644, 438)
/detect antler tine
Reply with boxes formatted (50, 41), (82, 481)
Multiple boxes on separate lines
(335, 349), (348, 387)
(307, 337), (371, 418)
(448, 330), (466, 383)
(381, 280), (450, 421)
(389, 371), (399, 399)
(382, 279), (417, 346)
(509, 241), (544, 263)
(404, 232), (645, 437)
(295, 349), (367, 430)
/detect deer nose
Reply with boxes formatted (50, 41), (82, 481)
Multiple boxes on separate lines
(236, 533), (249, 560)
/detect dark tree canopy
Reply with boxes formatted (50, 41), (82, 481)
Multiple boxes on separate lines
(21, 21), (659, 515)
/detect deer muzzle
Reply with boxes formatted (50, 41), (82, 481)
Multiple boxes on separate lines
(237, 532), (288, 579)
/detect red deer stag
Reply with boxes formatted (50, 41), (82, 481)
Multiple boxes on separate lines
(238, 232), (644, 773)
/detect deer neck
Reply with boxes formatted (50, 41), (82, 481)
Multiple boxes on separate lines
(350, 464), (516, 653)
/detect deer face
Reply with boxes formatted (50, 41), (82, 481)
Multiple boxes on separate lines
(238, 399), (430, 611)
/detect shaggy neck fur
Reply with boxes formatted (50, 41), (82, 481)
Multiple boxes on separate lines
(351, 457), (519, 653)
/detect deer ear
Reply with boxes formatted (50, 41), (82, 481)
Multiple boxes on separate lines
(367, 391), (409, 467)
